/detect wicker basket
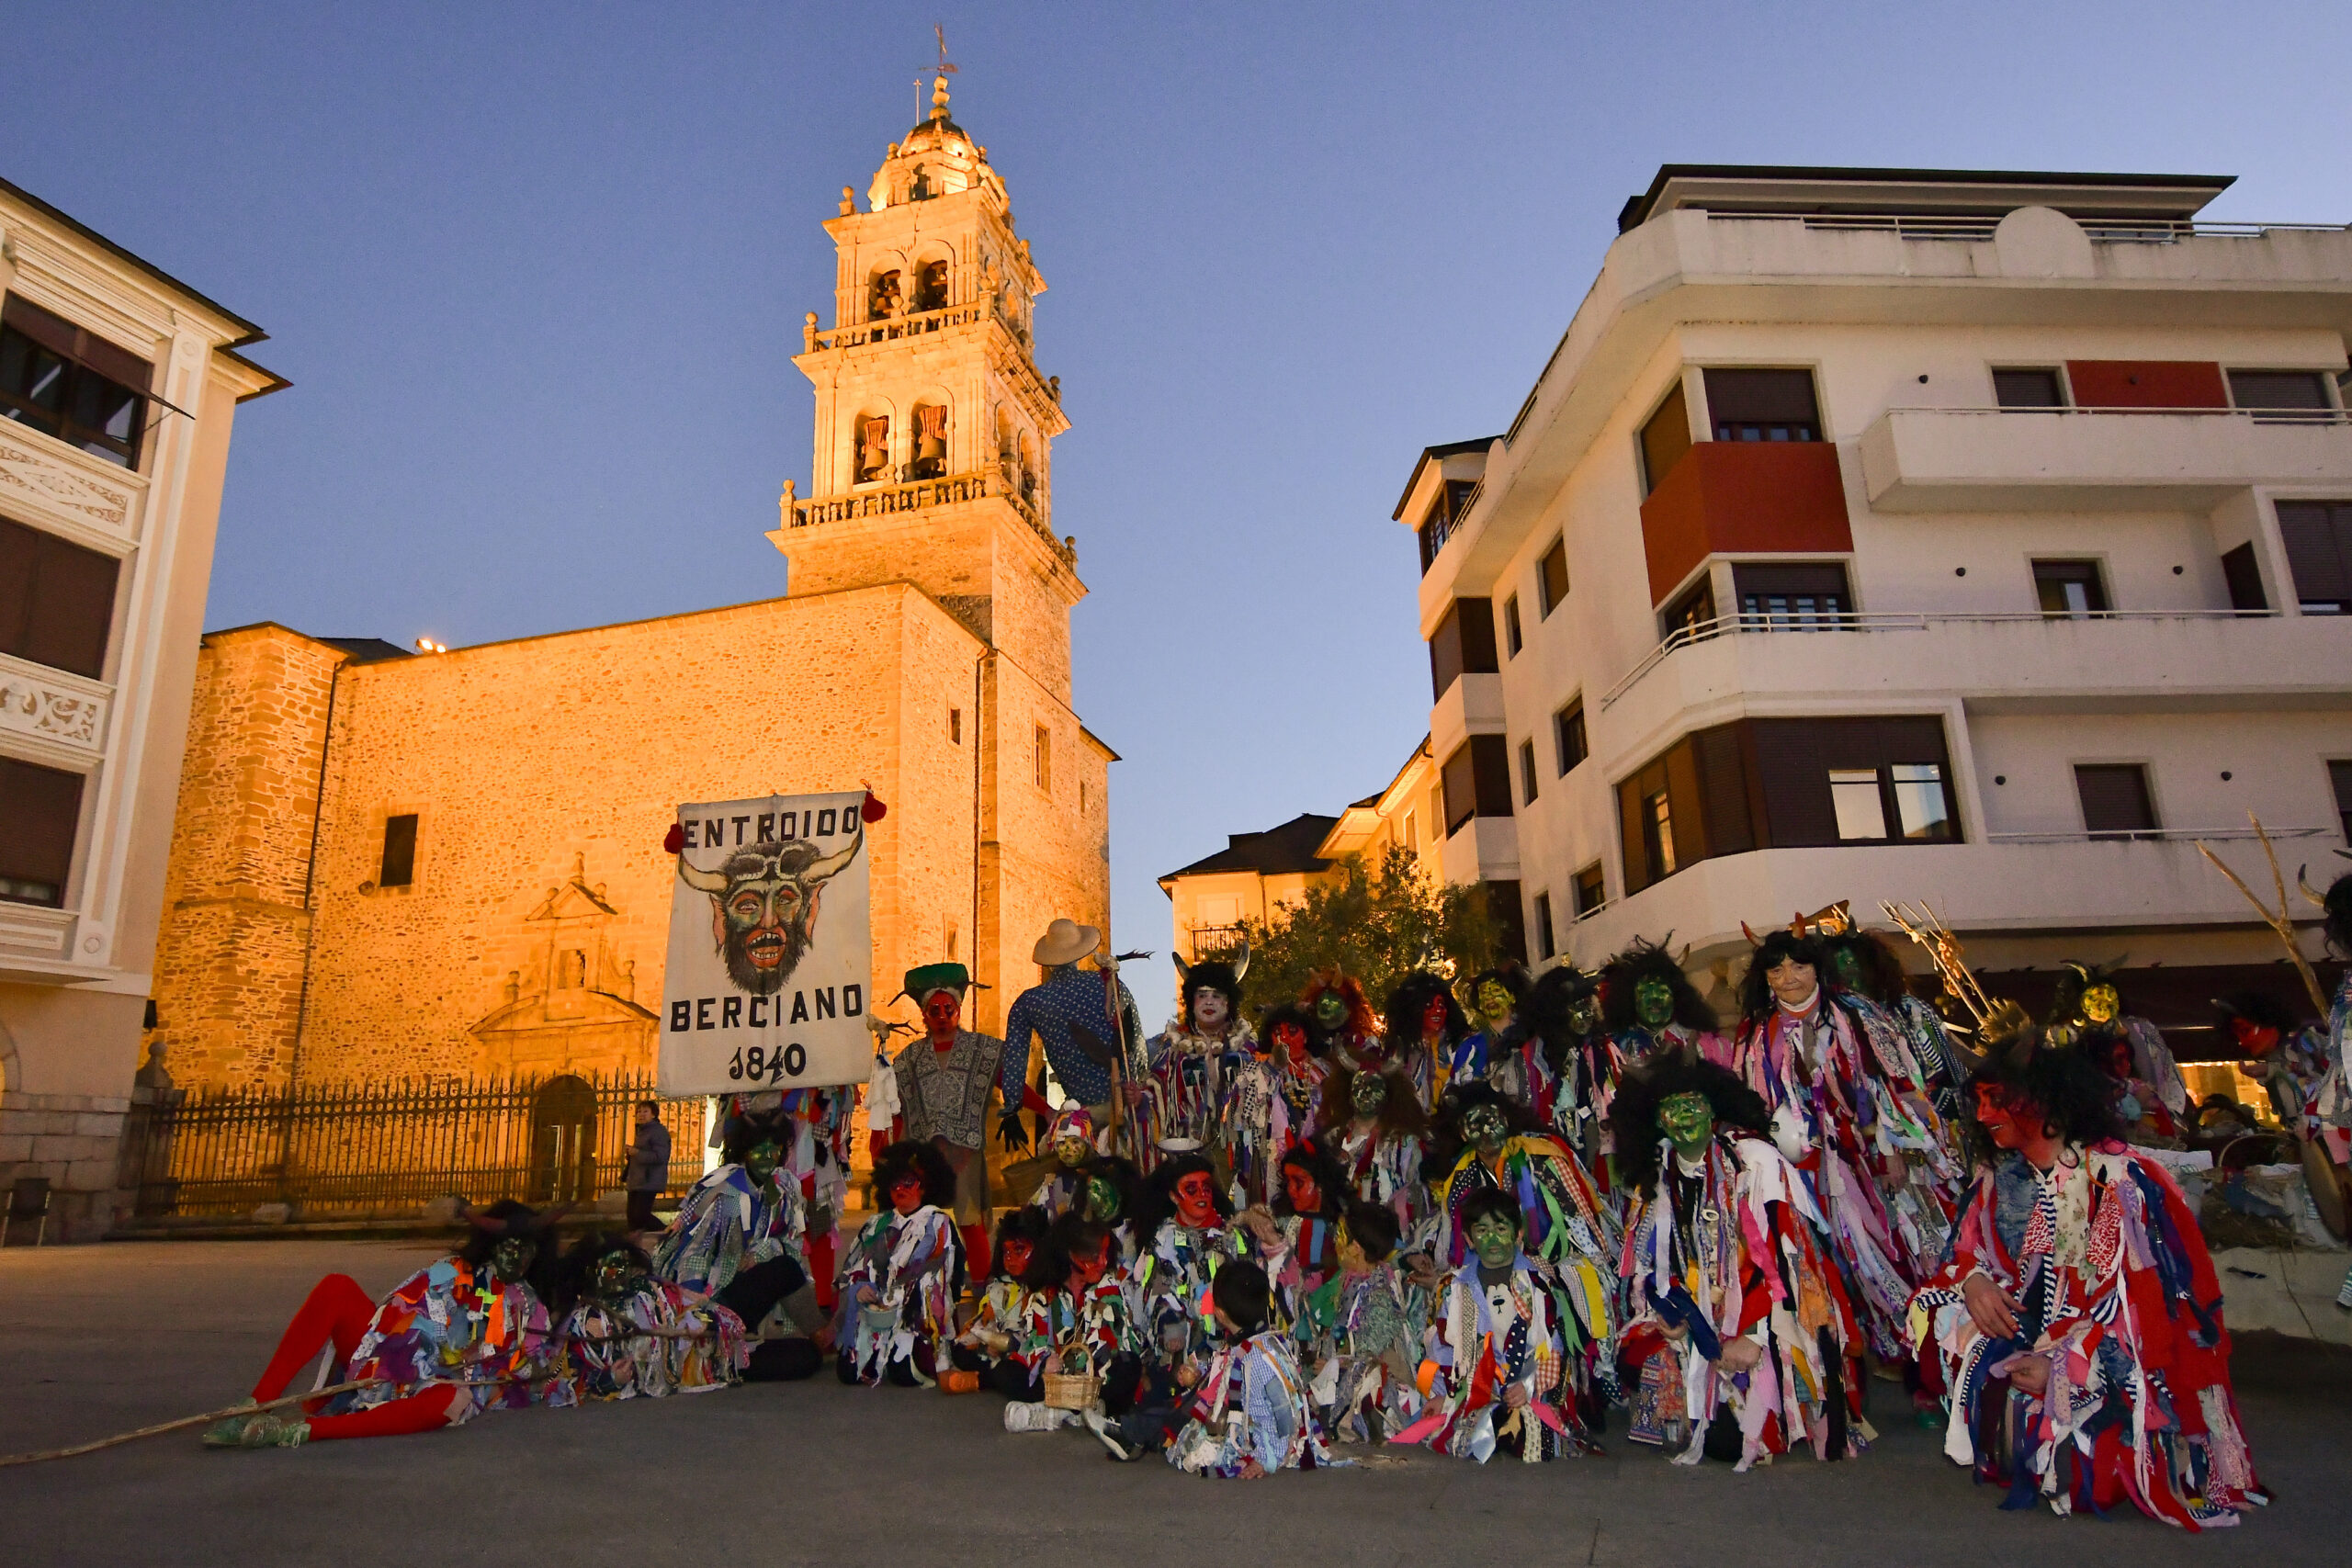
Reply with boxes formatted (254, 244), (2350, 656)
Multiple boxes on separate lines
(1041, 1337), (1100, 1410)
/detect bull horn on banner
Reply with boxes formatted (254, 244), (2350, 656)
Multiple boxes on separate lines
(676, 852), (729, 894)
(806, 825), (864, 885)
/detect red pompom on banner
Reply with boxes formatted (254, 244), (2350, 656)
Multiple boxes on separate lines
(662, 822), (684, 853)
(861, 791), (888, 823)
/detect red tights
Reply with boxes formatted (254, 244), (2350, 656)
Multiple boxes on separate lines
(252, 1273), (469, 1441)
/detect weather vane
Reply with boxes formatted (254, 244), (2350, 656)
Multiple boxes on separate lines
(914, 24), (958, 120)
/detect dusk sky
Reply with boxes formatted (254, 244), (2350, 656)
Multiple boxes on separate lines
(11, 2), (2351, 1011)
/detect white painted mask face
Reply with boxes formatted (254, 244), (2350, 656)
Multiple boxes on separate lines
(1193, 988), (1230, 1033)
(1770, 1106), (1810, 1163)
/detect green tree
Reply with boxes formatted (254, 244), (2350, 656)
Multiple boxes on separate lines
(1230, 844), (1499, 1021)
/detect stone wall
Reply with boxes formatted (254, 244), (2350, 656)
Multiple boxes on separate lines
(0, 1089), (131, 1243)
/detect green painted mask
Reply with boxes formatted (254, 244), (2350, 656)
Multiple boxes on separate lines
(1829, 945), (1863, 989)
(743, 1139), (783, 1185)
(593, 1248), (642, 1301)
(1466, 1210), (1521, 1269)
(2081, 984), (2120, 1025)
(1351, 1072), (1389, 1115)
(1634, 976), (1675, 1028)
(490, 1235), (537, 1284)
(1084, 1175), (1121, 1223)
(1477, 981), (1513, 1029)
(1462, 1103), (1508, 1155)
(1658, 1090), (1713, 1159)
(1314, 992), (1347, 1030)
(1566, 995), (1598, 1036)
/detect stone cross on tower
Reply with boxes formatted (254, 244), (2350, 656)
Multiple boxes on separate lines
(770, 74), (1082, 700)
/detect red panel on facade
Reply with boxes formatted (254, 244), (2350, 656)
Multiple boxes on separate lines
(1638, 442), (1851, 604)
(2064, 360), (2228, 410)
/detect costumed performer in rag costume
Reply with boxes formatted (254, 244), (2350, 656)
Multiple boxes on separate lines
(1328, 1200), (1428, 1444)
(1908, 1007), (2265, 1529)
(1151, 1260), (1334, 1476)
(947, 1205), (1055, 1397)
(885, 961), (1009, 1269)
(1817, 917), (1971, 1116)
(1312, 1062), (1433, 1244)
(1305, 969), (1413, 1099)
(1222, 1001), (1330, 1209)
(1611, 1053), (1864, 1468)
(557, 1231), (751, 1398)
(996, 918), (1144, 1161)
(1449, 966), (1549, 1117)
(1397, 1187), (1592, 1462)
(838, 1139), (965, 1386)
(1525, 963), (1610, 1159)
(1141, 946), (1254, 1175)
(1426, 1082), (1617, 1428)
(653, 1113), (828, 1377)
(1238, 1139), (1354, 1374)
(707, 1086), (856, 1313)
(1596, 938), (1732, 1154)
(1029, 1105), (1102, 1219)
(1128, 1153), (1250, 1436)
(2044, 960), (2190, 1144)
(1385, 969), (1471, 1109)
(204, 1201), (573, 1449)
(1732, 925), (1958, 1378)
(2305, 863), (2352, 1306)
(1003, 1213), (1147, 1435)
(1076, 1150), (1149, 1279)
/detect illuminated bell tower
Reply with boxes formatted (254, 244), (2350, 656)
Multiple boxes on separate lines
(771, 73), (1083, 698)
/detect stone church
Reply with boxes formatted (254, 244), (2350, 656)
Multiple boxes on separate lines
(152, 78), (1114, 1089)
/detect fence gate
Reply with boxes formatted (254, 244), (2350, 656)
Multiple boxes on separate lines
(529, 1075), (598, 1202)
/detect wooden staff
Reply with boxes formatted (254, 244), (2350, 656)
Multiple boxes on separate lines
(0, 1377), (383, 1468)
(2195, 812), (2330, 1018)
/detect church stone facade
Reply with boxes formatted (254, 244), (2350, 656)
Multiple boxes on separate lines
(151, 81), (1113, 1089)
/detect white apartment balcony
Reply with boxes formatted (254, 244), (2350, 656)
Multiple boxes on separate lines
(1598, 610), (2350, 750)
(1861, 406), (2352, 513)
(1441, 814), (1520, 886)
(1430, 672), (1505, 759)
(1568, 831), (2329, 973)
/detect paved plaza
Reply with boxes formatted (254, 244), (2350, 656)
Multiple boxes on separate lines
(2, 1240), (2345, 1567)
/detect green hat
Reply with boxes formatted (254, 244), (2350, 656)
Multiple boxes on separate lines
(901, 962), (970, 1004)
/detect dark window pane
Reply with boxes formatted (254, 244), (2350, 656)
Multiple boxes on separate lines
(0, 516), (119, 678)
(1660, 576), (1716, 639)
(2229, 369), (2333, 422)
(1735, 561), (1850, 626)
(1891, 762), (1953, 841)
(1427, 597), (1498, 700)
(1442, 745), (1477, 836)
(1555, 703), (1588, 775)
(2033, 558), (2109, 617)
(1704, 367), (1820, 442)
(1573, 864), (1605, 916)
(0, 755), (84, 906)
(2332, 760), (2352, 845)
(2075, 764), (2158, 836)
(1532, 893), (1555, 960)
(2275, 502), (2352, 614)
(1519, 739), (1539, 805)
(379, 814), (420, 887)
(1640, 380), (1692, 494)
(2221, 542), (2268, 613)
(1537, 540), (1570, 615)
(1502, 594), (1522, 656)
(1993, 368), (2065, 410)
(1469, 733), (1514, 818)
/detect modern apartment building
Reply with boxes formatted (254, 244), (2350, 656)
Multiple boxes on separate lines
(0, 176), (284, 1237)
(1398, 165), (2352, 1024)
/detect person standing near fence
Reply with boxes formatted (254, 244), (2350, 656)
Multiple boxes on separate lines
(625, 1101), (671, 1235)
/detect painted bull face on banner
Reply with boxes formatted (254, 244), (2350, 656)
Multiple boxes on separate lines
(678, 830), (863, 996)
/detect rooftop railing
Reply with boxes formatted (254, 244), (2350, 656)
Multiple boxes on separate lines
(1984, 826), (2329, 844)
(788, 465), (1071, 565)
(1600, 607), (2280, 710)
(1885, 403), (2351, 424)
(1703, 210), (2352, 243)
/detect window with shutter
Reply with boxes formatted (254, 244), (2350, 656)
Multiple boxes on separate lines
(1733, 561), (1850, 626)
(1532, 893), (1555, 961)
(1993, 367), (2067, 410)
(2075, 764), (2158, 837)
(1555, 699), (1588, 776)
(1537, 539), (1570, 616)
(1573, 863), (1605, 917)
(0, 514), (121, 679)
(2220, 542), (2268, 613)
(1703, 368), (1821, 443)
(2275, 502), (2352, 614)
(1640, 380), (1692, 495)
(1427, 598), (1498, 700)
(2033, 559), (2109, 617)
(1659, 576), (1716, 640)
(2228, 369), (2335, 423)
(0, 755), (84, 906)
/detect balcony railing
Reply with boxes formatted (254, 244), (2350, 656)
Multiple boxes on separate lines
(1983, 826), (2329, 845)
(786, 466), (1072, 565)
(1888, 403), (2352, 426)
(1599, 607), (2278, 710)
(805, 301), (988, 352)
(1704, 210), (2352, 244)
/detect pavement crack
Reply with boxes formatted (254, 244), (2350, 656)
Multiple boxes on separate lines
(1586, 1519), (1601, 1565)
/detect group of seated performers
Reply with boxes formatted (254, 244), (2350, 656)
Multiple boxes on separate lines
(200, 886), (2352, 1532)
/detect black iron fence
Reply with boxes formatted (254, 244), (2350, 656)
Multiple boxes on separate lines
(120, 1072), (709, 1220)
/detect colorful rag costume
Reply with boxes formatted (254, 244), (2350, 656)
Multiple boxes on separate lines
(1736, 989), (1961, 1359)
(1139, 1021), (1253, 1172)
(1135, 1217), (1250, 1371)
(652, 1160), (806, 1297)
(563, 1280), (749, 1400)
(1908, 1144), (2263, 1529)
(1322, 1121), (1429, 1239)
(1398, 1253), (1580, 1462)
(1329, 1260), (1426, 1442)
(1168, 1329), (1332, 1477)
(1221, 1054), (1324, 1208)
(893, 1027), (1008, 1223)
(839, 1201), (961, 1383)
(1617, 1132), (1860, 1468)
(332, 1258), (572, 1423)
(1015, 1275), (1143, 1380)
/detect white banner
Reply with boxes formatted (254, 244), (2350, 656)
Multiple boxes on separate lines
(658, 791), (871, 1094)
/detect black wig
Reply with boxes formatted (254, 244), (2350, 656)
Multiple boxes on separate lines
(1524, 964), (1602, 1077)
(721, 1112), (794, 1168)
(871, 1138), (958, 1211)
(1171, 953), (1246, 1032)
(1737, 930), (1827, 1022)
(1600, 937), (1718, 1036)
(1273, 1139), (1350, 1220)
(1385, 970), (1469, 1053)
(1341, 1198), (1401, 1264)
(1607, 1053), (1771, 1198)
(1312, 1064), (1432, 1140)
(1818, 928), (1911, 1008)
(1256, 1000), (1329, 1060)
(1960, 1043), (2129, 1170)
(551, 1229), (648, 1316)
(1046, 1212), (1113, 1281)
(990, 1205), (1055, 1284)
(1141, 1151), (1232, 1235)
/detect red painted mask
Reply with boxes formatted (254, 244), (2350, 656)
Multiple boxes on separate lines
(922, 990), (961, 1040)
(1272, 1022), (1309, 1071)
(1282, 1163), (1321, 1214)
(1421, 996), (1450, 1040)
(999, 1237), (1033, 1278)
(1070, 1239), (1110, 1286)
(1973, 1082), (2059, 1165)
(888, 1176), (923, 1216)
(1173, 1171), (1218, 1229)
(2229, 1015), (2280, 1056)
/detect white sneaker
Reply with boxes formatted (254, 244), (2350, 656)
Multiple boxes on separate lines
(1003, 1401), (1077, 1433)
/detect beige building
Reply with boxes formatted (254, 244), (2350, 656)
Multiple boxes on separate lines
(151, 78), (1113, 1091)
(0, 177), (285, 1238)
(1397, 164), (2352, 1026)
(1159, 738), (1443, 963)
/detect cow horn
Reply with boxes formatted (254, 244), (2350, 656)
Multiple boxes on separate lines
(805, 825), (864, 885)
(1740, 921), (1761, 948)
(2300, 864), (2328, 910)
(1170, 950), (1193, 986)
(676, 852), (729, 895)
(1231, 941), (1250, 983)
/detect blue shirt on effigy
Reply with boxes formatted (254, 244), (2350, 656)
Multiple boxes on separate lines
(998, 964), (1144, 1110)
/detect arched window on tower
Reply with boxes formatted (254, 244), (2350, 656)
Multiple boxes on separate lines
(911, 401), (948, 479)
(914, 260), (949, 313)
(867, 268), (902, 323)
(856, 414), (891, 483)
(1017, 433), (1036, 506)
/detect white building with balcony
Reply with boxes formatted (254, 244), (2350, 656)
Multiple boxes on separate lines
(0, 177), (284, 1238)
(1399, 164), (2352, 1026)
